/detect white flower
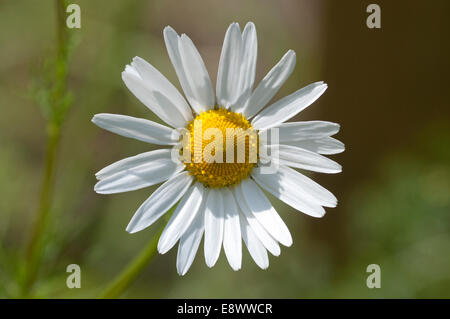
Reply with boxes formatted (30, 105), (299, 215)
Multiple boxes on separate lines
(92, 22), (344, 275)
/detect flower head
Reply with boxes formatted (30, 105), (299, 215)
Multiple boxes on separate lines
(92, 22), (344, 275)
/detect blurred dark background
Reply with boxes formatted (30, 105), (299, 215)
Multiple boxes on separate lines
(0, 0), (449, 298)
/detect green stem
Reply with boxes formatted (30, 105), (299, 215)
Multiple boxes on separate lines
(98, 224), (165, 299)
(23, 124), (60, 294)
(22, 0), (73, 295)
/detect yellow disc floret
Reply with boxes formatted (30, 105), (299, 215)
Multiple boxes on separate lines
(181, 107), (258, 188)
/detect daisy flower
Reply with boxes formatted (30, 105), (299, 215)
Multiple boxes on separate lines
(92, 22), (344, 275)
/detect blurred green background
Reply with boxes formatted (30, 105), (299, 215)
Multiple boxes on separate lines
(0, 0), (449, 298)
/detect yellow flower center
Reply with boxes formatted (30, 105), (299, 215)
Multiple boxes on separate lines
(181, 107), (258, 188)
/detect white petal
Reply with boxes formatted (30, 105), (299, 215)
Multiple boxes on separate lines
(240, 213), (269, 270)
(178, 33), (215, 113)
(176, 200), (205, 276)
(238, 178), (292, 247)
(94, 149), (184, 194)
(233, 184), (281, 256)
(165, 26), (213, 113)
(125, 64), (139, 77)
(126, 172), (194, 233)
(204, 188), (225, 268)
(261, 121), (340, 143)
(131, 57), (193, 123)
(252, 165), (336, 218)
(122, 62), (190, 128)
(252, 82), (328, 130)
(267, 144), (342, 174)
(95, 149), (169, 180)
(232, 22), (258, 112)
(222, 188), (242, 270)
(242, 50), (296, 119)
(158, 182), (205, 254)
(216, 23), (242, 109)
(92, 113), (180, 145)
(284, 137), (345, 155)
(163, 26), (197, 111)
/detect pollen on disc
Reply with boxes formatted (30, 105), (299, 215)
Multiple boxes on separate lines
(181, 107), (258, 188)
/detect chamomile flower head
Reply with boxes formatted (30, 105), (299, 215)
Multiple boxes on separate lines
(92, 22), (344, 275)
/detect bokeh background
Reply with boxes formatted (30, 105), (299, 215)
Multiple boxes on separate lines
(1, 0), (449, 298)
